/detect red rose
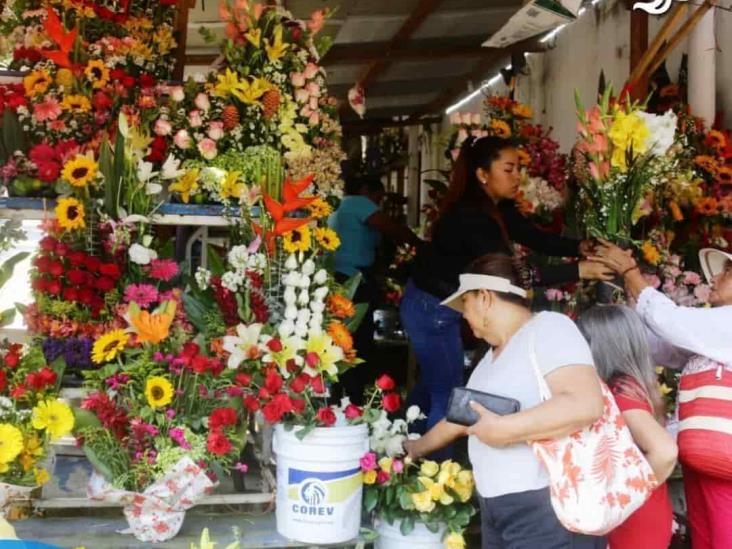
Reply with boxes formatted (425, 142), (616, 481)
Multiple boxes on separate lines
(39, 236), (58, 252)
(376, 470), (390, 484)
(10, 384), (26, 398)
(62, 287), (79, 301)
(209, 407), (238, 430)
(0, 370), (6, 392)
(4, 352), (20, 369)
(243, 395), (260, 412)
(67, 269), (88, 286)
(267, 338), (283, 352)
(67, 251), (87, 266)
(99, 263), (121, 279)
(95, 276), (116, 293)
(235, 373), (252, 387)
(291, 398), (306, 413)
(121, 75), (136, 88)
(55, 243), (69, 257)
(34, 256), (51, 273)
(85, 256), (102, 273)
(264, 369), (283, 394)
(146, 148), (165, 163)
(310, 375), (325, 394)
(289, 374), (308, 394)
(93, 91), (113, 111)
(49, 261), (64, 277)
(316, 406), (336, 427)
(262, 393), (294, 423)
(382, 392), (401, 413)
(110, 68), (126, 81)
(139, 74), (155, 89)
(375, 374), (396, 391)
(78, 288), (95, 305)
(36, 161), (60, 182)
(344, 404), (363, 420)
(207, 430), (233, 456)
(46, 279), (62, 295)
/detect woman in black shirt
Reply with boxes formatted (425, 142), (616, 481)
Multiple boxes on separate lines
(400, 136), (611, 457)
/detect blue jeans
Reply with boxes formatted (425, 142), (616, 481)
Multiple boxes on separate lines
(400, 280), (464, 459)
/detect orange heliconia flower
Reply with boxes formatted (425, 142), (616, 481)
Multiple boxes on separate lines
(327, 294), (355, 319)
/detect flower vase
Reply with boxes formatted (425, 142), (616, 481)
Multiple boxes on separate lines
(87, 457), (215, 543)
(374, 517), (446, 549)
(273, 423), (368, 544)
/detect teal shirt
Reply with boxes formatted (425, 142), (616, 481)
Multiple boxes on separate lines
(328, 196), (380, 276)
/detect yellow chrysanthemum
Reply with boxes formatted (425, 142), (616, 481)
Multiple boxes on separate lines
(314, 227), (340, 251)
(20, 434), (44, 472)
(34, 468), (50, 485)
(23, 69), (52, 97)
(363, 470), (377, 485)
(61, 94), (92, 113)
(145, 376), (174, 409)
(55, 68), (75, 88)
(92, 330), (129, 364)
(445, 532), (466, 549)
(490, 119), (512, 139)
(55, 198), (85, 232)
(84, 60), (110, 89)
(0, 424), (24, 464)
(307, 198), (333, 219)
(169, 169), (200, 204)
(61, 155), (98, 187)
(31, 399), (75, 441)
(283, 226), (312, 253)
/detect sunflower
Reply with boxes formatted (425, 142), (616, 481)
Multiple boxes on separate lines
(307, 198), (333, 219)
(283, 226), (312, 253)
(55, 198), (85, 231)
(490, 119), (512, 138)
(60, 94), (92, 113)
(314, 227), (340, 251)
(717, 165), (732, 185)
(31, 399), (75, 440)
(145, 376), (174, 409)
(516, 148), (531, 167)
(92, 330), (129, 364)
(84, 60), (110, 89)
(511, 102), (533, 119)
(695, 197), (720, 216)
(694, 155), (718, 175)
(0, 424), (23, 464)
(23, 69), (52, 97)
(327, 294), (355, 319)
(705, 129), (728, 152)
(327, 321), (353, 352)
(61, 155), (98, 187)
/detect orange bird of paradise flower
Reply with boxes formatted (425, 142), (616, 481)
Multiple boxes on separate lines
(127, 301), (176, 345)
(40, 7), (79, 69)
(254, 174), (316, 253)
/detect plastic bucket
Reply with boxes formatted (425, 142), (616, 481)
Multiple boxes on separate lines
(273, 423), (368, 544)
(375, 518), (446, 549)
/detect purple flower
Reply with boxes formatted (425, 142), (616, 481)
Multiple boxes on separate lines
(169, 427), (192, 450)
(166, 409), (176, 420)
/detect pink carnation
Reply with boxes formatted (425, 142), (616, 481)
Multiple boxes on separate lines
(124, 283), (159, 308)
(147, 259), (179, 282)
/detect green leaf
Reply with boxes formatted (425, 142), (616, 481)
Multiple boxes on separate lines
(111, 131), (126, 220)
(341, 272), (363, 300)
(99, 140), (115, 218)
(385, 485), (395, 506)
(399, 516), (415, 536)
(73, 408), (103, 431)
(158, 239), (175, 260)
(182, 292), (211, 335)
(363, 487), (378, 513)
(295, 424), (315, 441)
(398, 490), (414, 510)
(0, 251), (29, 290)
(82, 443), (116, 483)
(206, 244), (226, 276)
(345, 302), (368, 333)
(0, 308), (15, 327)
(425, 521), (440, 534)
(359, 527), (379, 542)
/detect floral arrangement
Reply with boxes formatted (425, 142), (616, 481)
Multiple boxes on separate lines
(0, 340), (74, 489)
(360, 402), (475, 549)
(574, 86), (680, 243)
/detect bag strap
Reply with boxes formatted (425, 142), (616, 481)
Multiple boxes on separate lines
(529, 327), (552, 402)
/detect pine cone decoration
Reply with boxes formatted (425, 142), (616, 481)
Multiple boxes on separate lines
(261, 89), (281, 119)
(222, 105), (240, 130)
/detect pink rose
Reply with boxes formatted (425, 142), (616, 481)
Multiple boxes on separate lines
(309, 96), (319, 111)
(295, 88), (309, 104)
(359, 452), (377, 472)
(291, 72), (305, 88)
(194, 92), (211, 111)
(303, 63), (319, 80)
(308, 112), (320, 126)
(188, 110), (203, 128)
(197, 138), (218, 160)
(208, 121), (224, 141)
(392, 459), (404, 474)
(694, 284), (711, 302)
(154, 118), (172, 136)
(306, 82), (321, 98)
(174, 129), (192, 149)
(168, 86), (185, 102)
(683, 271), (701, 286)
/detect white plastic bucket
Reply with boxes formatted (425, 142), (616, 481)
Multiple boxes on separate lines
(375, 517), (446, 549)
(273, 423), (368, 544)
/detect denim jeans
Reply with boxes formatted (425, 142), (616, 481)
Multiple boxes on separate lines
(400, 280), (464, 459)
(479, 488), (607, 549)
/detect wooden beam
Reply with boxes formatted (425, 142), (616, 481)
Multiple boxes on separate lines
(338, 0), (445, 116)
(629, 8), (649, 100)
(173, 0), (196, 81)
(342, 116), (441, 135)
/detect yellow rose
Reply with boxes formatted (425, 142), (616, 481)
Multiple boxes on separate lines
(363, 470), (377, 485)
(419, 476), (445, 502)
(439, 492), (454, 505)
(420, 460), (439, 477)
(445, 532), (466, 549)
(411, 490), (435, 513)
(437, 469), (455, 488)
(453, 482), (473, 503)
(378, 457), (393, 473)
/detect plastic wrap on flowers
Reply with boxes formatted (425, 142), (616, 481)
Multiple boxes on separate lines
(0, 483), (35, 518)
(87, 457), (215, 543)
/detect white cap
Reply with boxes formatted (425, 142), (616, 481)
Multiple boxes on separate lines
(699, 248), (732, 283)
(440, 274), (527, 312)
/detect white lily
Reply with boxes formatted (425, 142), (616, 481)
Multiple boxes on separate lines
(222, 323), (264, 369)
(285, 254), (298, 270)
(161, 154), (185, 180)
(136, 160), (156, 183)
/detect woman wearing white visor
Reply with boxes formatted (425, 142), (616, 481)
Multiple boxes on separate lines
(404, 253), (605, 548)
(593, 241), (732, 549)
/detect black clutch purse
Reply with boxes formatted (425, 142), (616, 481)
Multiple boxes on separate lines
(445, 387), (521, 427)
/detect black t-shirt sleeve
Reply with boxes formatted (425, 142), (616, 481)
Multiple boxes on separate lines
(500, 202), (580, 258)
(536, 262), (580, 286)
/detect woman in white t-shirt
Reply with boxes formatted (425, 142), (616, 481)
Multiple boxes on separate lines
(404, 254), (606, 549)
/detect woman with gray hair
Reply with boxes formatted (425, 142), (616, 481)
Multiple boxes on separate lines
(578, 305), (677, 549)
